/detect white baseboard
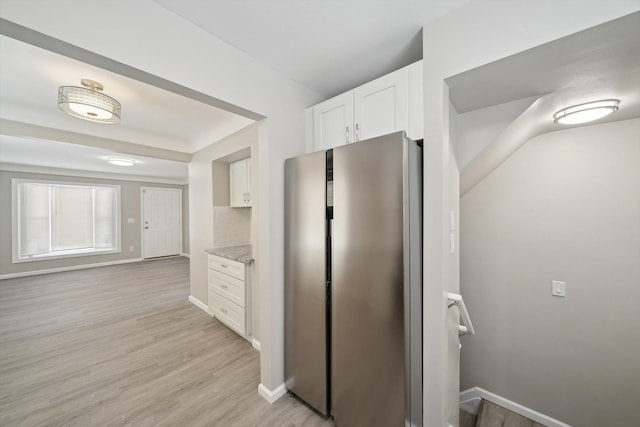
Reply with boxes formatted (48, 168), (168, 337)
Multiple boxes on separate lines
(258, 383), (287, 404)
(251, 338), (261, 351)
(460, 387), (571, 427)
(181, 253), (190, 259)
(0, 258), (144, 280)
(188, 295), (212, 316)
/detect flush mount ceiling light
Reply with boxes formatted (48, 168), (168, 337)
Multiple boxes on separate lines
(107, 156), (135, 166)
(58, 79), (121, 124)
(553, 99), (619, 125)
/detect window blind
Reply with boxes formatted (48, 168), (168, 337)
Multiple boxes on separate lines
(12, 180), (120, 262)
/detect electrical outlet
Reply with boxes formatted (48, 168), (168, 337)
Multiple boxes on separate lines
(552, 280), (566, 297)
(129, 246), (134, 252)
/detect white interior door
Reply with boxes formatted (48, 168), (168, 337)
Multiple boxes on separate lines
(142, 188), (181, 258)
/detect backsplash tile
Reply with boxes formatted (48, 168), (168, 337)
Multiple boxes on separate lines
(213, 207), (250, 247)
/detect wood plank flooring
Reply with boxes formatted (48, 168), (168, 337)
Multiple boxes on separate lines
(0, 257), (332, 427)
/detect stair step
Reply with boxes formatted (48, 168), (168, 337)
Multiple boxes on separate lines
(475, 399), (547, 427)
(460, 407), (477, 427)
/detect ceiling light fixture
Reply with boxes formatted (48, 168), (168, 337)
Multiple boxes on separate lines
(107, 156), (135, 166)
(58, 79), (121, 124)
(553, 99), (619, 125)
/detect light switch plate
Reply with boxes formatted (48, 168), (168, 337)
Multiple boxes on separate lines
(127, 218), (135, 224)
(552, 280), (566, 297)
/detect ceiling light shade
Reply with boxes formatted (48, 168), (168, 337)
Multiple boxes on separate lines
(107, 156), (135, 166)
(553, 99), (619, 125)
(58, 79), (121, 123)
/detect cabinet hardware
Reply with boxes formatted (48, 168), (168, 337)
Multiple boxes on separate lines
(221, 284), (228, 289)
(220, 264), (227, 268)
(220, 308), (228, 314)
(346, 126), (350, 144)
(355, 123), (360, 142)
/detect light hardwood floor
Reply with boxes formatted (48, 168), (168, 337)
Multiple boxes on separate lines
(0, 257), (332, 427)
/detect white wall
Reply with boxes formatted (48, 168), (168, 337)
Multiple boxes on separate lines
(0, 169), (186, 277)
(0, 1), (322, 395)
(421, 3), (640, 425)
(460, 118), (640, 427)
(455, 97), (538, 169)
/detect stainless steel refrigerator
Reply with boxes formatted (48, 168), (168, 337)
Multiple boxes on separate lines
(284, 131), (422, 427)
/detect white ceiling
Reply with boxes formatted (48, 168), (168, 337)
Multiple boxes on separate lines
(447, 12), (640, 116)
(0, 3), (639, 184)
(1, 0), (467, 182)
(0, 34), (256, 154)
(0, 29), (255, 183)
(0, 136), (188, 184)
(154, 0), (467, 98)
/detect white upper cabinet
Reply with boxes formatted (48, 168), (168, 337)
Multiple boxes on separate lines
(353, 69), (408, 142)
(230, 158), (251, 207)
(310, 60), (423, 151)
(313, 92), (354, 151)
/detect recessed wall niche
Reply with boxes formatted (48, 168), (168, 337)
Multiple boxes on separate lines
(211, 147), (251, 248)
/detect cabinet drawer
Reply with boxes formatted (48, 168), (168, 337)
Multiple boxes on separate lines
(209, 291), (246, 335)
(208, 254), (245, 280)
(208, 269), (245, 308)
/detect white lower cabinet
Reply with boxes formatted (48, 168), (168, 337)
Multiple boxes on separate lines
(207, 254), (251, 339)
(209, 291), (246, 334)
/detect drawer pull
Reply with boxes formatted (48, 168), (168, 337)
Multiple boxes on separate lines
(220, 264), (228, 268)
(220, 284), (228, 289)
(220, 308), (228, 314)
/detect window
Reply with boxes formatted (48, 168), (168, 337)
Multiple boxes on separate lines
(12, 179), (121, 262)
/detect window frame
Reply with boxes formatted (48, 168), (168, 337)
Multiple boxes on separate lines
(11, 178), (122, 263)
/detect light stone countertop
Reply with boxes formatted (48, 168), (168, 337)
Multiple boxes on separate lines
(205, 245), (253, 264)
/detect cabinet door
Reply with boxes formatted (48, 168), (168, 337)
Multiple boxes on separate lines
(230, 159), (250, 207)
(407, 60), (423, 141)
(245, 158), (251, 206)
(353, 67), (408, 142)
(313, 92), (354, 151)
